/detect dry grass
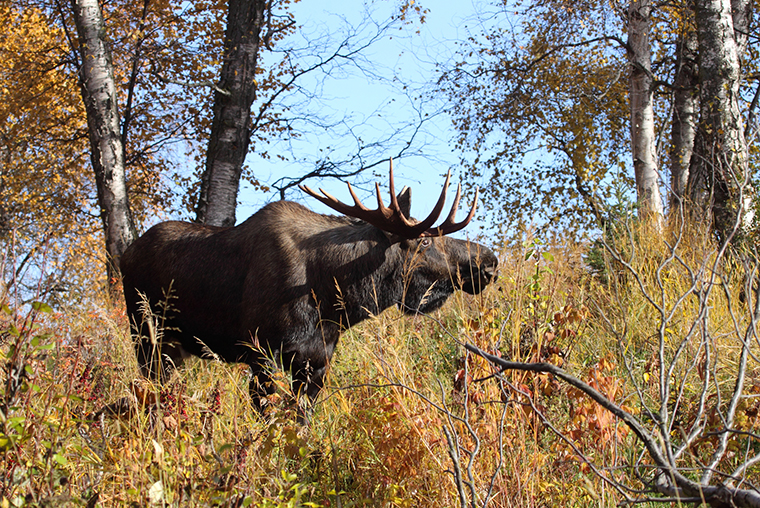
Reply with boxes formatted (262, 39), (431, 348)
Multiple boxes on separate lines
(2, 229), (759, 507)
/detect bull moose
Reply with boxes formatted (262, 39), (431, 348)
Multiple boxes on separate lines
(120, 161), (498, 414)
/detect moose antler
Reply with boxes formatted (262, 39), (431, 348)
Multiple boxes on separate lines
(299, 159), (479, 238)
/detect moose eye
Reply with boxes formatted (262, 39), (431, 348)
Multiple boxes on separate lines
(420, 238), (432, 248)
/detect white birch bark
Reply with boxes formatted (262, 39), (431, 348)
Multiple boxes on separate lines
(195, 0), (267, 227)
(689, 0), (751, 238)
(731, 0), (751, 55)
(669, 29), (699, 207)
(628, 0), (663, 226)
(71, 0), (136, 277)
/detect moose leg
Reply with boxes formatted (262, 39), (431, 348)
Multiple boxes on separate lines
(135, 336), (187, 383)
(290, 335), (337, 408)
(291, 356), (329, 409)
(127, 296), (186, 383)
(292, 362), (328, 400)
(248, 365), (276, 414)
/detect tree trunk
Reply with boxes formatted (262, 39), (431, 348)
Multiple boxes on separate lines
(70, 0), (136, 280)
(195, 0), (268, 227)
(628, 0), (663, 226)
(731, 0), (751, 54)
(669, 26), (699, 208)
(688, 0), (750, 240)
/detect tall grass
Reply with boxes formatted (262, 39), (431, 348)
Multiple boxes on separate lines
(2, 227), (757, 507)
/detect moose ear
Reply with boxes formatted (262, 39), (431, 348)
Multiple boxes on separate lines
(396, 186), (412, 218)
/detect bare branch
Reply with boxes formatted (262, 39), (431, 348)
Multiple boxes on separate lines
(151, 65), (232, 96)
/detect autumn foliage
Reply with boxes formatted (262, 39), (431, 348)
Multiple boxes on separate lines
(0, 234), (667, 505)
(3, 0), (760, 505)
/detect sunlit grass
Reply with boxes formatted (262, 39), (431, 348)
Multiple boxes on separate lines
(3, 228), (760, 507)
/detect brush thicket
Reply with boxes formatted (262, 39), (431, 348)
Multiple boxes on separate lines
(2, 224), (757, 507)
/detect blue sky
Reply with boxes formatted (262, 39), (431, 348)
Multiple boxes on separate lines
(236, 0), (497, 237)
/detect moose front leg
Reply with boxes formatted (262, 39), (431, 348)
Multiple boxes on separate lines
(289, 358), (329, 424)
(135, 335), (187, 384)
(290, 335), (337, 417)
(248, 364), (276, 415)
(291, 359), (329, 401)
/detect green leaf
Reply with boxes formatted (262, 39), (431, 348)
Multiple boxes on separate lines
(59, 393), (83, 403)
(7, 416), (26, 429)
(53, 453), (69, 466)
(31, 301), (52, 313)
(281, 470), (297, 483)
(542, 252), (554, 262)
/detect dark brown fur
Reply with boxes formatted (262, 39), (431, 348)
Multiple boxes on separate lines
(121, 196), (498, 411)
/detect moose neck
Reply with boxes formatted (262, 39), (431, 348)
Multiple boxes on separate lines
(305, 219), (406, 330)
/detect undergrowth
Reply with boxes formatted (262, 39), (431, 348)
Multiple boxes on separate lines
(2, 227), (758, 507)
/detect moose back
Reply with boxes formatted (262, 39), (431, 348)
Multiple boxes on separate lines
(120, 163), (498, 412)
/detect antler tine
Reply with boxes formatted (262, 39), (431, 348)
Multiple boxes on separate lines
(421, 185), (479, 237)
(386, 158), (416, 226)
(300, 160), (477, 239)
(443, 182), (463, 225)
(345, 181), (372, 212)
(299, 184), (344, 211)
(374, 182), (392, 219)
(406, 170), (452, 235)
(388, 158), (398, 211)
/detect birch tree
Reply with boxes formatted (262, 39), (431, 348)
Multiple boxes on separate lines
(194, 0), (271, 227)
(688, 0), (752, 240)
(629, 0), (663, 226)
(193, 0), (427, 227)
(440, 0), (758, 238)
(438, 0), (664, 236)
(438, 1), (629, 234)
(669, 22), (699, 204)
(69, 0), (136, 280)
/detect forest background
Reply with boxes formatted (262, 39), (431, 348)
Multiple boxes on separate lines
(3, 0), (760, 506)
